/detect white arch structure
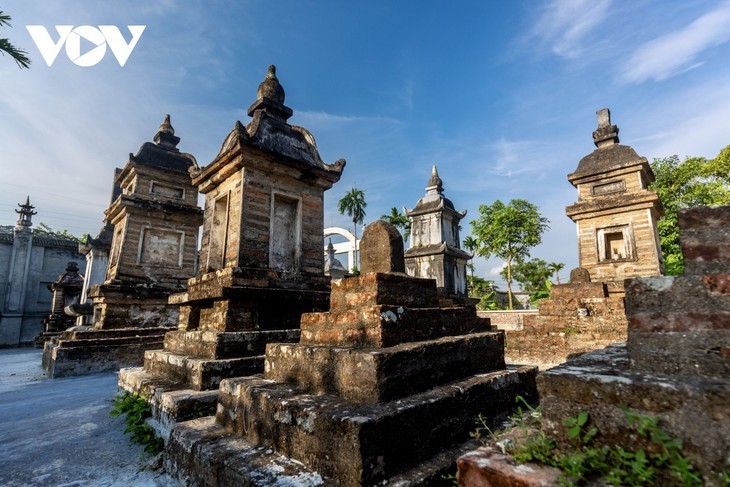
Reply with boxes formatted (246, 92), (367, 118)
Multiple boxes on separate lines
(324, 226), (359, 272)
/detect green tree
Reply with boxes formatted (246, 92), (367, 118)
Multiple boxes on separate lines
(547, 261), (565, 284)
(380, 207), (410, 242)
(466, 274), (503, 310)
(650, 149), (730, 275)
(503, 258), (553, 297)
(470, 199), (549, 309)
(337, 187), (367, 270)
(0, 10), (31, 69)
(463, 235), (478, 282)
(35, 222), (84, 242)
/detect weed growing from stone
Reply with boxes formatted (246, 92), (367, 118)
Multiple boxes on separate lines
(474, 396), (721, 486)
(110, 391), (164, 456)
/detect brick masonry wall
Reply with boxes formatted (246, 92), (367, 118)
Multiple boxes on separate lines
(503, 282), (627, 369)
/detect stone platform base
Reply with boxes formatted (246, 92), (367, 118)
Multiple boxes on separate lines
(538, 344), (730, 477)
(166, 365), (537, 487)
(166, 416), (482, 487)
(42, 327), (171, 378)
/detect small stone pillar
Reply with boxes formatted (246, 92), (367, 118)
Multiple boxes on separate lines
(359, 220), (405, 274)
(38, 262), (84, 340)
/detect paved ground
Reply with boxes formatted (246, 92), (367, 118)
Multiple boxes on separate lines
(0, 347), (178, 486)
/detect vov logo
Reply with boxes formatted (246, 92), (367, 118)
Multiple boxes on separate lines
(26, 25), (146, 67)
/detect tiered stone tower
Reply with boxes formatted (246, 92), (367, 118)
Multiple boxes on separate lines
(43, 116), (203, 377)
(119, 65), (345, 433)
(536, 205), (730, 479)
(566, 108), (663, 292)
(164, 221), (537, 486)
(405, 165), (471, 296)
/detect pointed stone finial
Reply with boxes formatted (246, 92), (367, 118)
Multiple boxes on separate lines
(592, 108), (620, 149)
(247, 64), (294, 121)
(426, 164), (444, 195)
(159, 114), (175, 135)
(154, 114), (180, 149)
(15, 196), (37, 230)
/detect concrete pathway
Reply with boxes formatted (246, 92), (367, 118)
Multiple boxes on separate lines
(0, 348), (178, 486)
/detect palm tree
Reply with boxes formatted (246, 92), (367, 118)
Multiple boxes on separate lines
(380, 207), (410, 242)
(463, 235), (478, 284)
(337, 187), (367, 270)
(0, 11), (31, 69)
(548, 262), (565, 284)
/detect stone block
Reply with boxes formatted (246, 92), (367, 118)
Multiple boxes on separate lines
(143, 350), (263, 391)
(456, 447), (563, 487)
(216, 366), (538, 487)
(164, 417), (326, 487)
(537, 345), (730, 476)
(264, 332), (505, 402)
(163, 329), (300, 359)
(549, 282), (607, 299)
(300, 304), (490, 347)
(359, 220), (405, 274)
(680, 206), (730, 275)
(329, 272), (438, 309)
(626, 274), (730, 378)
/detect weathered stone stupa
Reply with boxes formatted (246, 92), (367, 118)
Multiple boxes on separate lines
(163, 221), (537, 486)
(405, 165), (471, 296)
(43, 116), (203, 377)
(119, 65), (345, 433)
(566, 108), (664, 292)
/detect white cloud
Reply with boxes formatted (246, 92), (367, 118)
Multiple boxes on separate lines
(529, 0), (613, 58)
(489, 262), (506, 276)
(619, 1), (730, 84)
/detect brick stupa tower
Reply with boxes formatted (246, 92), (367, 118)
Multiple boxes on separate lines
(566, 108), (664, 293)
(119, 65), (345, 434)
(43, 116), (203, 377)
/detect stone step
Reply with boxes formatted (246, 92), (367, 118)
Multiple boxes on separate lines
(59, 326), (172, 341)
(162, 329), (300, 359)
(265, 331), (505, 403)
(165, 416), (483, 487)
(52, 334), (167, 349)
(143, 350), (264, 391)
(328, 272), (439, 310)
(215, 365), (537, 487)
(300, 304), (490, 347)
(164, 416), (327, 486)
(43, 337), (164, 378)
(118, 367), (219, 440)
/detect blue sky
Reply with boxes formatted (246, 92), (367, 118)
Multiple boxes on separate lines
(2, 0), (730, 287)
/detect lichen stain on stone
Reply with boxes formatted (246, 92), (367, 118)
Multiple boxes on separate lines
(381, 310), (398, 322)
(638, 276), (674, 292)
